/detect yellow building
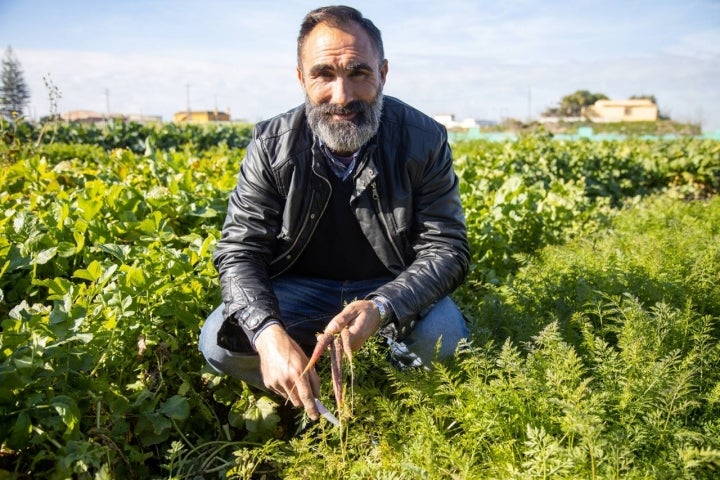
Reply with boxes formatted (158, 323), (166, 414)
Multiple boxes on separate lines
(173, 109), (231, 123)
(584, 99), (658, 123)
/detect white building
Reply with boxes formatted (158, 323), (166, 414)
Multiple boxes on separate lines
(433, 114), (487, 129)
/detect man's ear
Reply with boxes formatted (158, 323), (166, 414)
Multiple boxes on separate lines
(297, 66), (304, 86)
(380, 59), (388, 86)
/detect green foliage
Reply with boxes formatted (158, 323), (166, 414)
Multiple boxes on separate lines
(479, 194), (720, 343)
(0, 141), (243, 477)
(1, 119), (253, 154)
(1, 129), (719, 478)
(581, 120), (701, 137)
(453, 135), (719, 294)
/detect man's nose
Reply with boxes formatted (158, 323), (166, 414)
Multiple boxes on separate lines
(330, 76), (352, 105)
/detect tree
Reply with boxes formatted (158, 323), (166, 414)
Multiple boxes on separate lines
(541, 90), (609, 119)
(1, 46), (31, 120)
(558, 90), (608, 117)
(629, 94), (658, 105)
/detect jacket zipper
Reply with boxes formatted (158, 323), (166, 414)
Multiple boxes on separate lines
(371, 181), (404, 265)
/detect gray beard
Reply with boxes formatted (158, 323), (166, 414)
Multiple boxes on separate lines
(305, 92), (384, 154)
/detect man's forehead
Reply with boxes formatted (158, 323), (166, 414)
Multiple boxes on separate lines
(300, 21), (379, 64)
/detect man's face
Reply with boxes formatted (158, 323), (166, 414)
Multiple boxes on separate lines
(297, 21), (388, 155)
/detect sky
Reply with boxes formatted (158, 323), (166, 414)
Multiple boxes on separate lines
(1, 0), (719, 130)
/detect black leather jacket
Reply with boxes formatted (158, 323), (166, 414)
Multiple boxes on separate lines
(213, 96), (470, 346)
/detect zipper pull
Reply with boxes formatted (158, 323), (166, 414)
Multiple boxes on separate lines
(371, 181), (379, 200)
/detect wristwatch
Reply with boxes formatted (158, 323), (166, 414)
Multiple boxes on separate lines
(371, 296), (391, 324)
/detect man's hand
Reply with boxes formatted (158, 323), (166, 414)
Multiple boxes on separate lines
(254, 324), (321, 420)
(253, 300), (380, 420)
(323, 300), (382, 351)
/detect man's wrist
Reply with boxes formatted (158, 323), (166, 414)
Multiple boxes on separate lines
(252, 321), (283, 351)
(234, 309), (282, 351)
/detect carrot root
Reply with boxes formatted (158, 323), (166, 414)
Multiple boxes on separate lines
(330, 336), (343, 408)
(299, 331), (334, 378)
(299, 326), (355, 422)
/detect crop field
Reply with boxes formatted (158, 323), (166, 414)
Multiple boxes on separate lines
(1, 121), (719, 479)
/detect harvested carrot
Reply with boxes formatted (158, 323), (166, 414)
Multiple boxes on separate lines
(299, 331), (334, 378)
(330, 336), (343, 407)
(340, 328), (352, 365)
(340, 327), (354, 405)
(297, 326), (355, 422)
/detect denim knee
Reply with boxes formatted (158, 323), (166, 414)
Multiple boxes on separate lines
(199, 304), (266, 390)
(397, 296), (468, 366)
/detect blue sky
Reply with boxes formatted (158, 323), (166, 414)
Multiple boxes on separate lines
(1, 0), (719, 130)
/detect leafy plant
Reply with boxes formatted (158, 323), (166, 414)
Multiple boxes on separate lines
(1, 130), (718, 478)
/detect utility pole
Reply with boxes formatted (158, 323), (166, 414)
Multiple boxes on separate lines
(104, 88), (110, 122)
(186, 83), (191, 122)
(527, 86), (532, 123)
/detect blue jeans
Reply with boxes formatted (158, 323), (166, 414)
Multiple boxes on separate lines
(199, 275), (468, 389)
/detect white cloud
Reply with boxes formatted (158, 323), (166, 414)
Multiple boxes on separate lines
(386, 52), (720, 129)
(20, 48), (301, 122)
(12, 0), (720, 131)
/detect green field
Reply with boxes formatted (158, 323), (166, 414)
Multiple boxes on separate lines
(1, 121), (719, 479)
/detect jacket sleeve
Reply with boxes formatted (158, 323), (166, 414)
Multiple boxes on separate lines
(368, 127), (470, 340)
(212, 127), (284, 347)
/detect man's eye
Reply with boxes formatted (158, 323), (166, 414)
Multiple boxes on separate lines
(312, 71), (334, 80)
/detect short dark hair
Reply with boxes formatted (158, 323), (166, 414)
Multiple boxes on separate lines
(297, 5), (384, 68)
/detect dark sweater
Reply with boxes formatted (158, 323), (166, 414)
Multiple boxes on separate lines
(289, 169), (389, 280)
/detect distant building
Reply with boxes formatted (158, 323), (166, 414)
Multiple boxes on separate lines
(61, 110), (161, 124)
(62, 110), (115, 123)
(125, 114), (163, 123)
(433, 114), (495, 129)
(538, 116), (584, 124)
(584, 99), (658, 123)
(433, 114), (456, 127)
(173, 109), (231, 123)
(458, 117), (479, 129)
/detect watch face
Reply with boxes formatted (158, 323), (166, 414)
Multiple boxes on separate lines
(373, 298), (387, 321)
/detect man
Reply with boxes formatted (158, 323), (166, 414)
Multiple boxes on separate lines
(199, 5), (470, 421)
